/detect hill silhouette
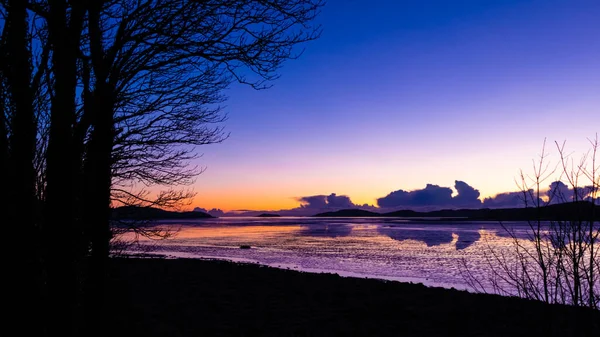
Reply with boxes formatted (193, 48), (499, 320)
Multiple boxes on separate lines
(312, 209), (381, 217)
(112, 206), (214, 220)
(257, 213), (281, 217)
(313, 202), (600, 221)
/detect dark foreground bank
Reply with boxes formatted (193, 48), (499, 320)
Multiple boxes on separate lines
(110, 258), (599, 337)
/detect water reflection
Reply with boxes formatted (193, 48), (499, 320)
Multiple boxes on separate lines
(494, 222), (600, 247)
(126, 218), (538, 291)
(378, 226), (454, 247)
(378, 226), (482, 250)
(455, 230), (481, 250)
(298, 223), (353, 238)
(494, 222), (544, 241)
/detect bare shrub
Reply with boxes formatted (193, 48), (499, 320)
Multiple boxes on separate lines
(462, 136), (599, 308)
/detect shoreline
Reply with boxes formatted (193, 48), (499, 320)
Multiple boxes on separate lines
(109, 257), (599, 337)
(124, 250), (470, 291)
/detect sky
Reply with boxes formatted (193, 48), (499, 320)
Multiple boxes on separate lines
(187, 0), (600, 213)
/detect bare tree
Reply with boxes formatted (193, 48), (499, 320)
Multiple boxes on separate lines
(79, 1), (323, 336)
(463, 136), (600, 309)
(89, 0), (323, 206)
(2, 1), (324, 336)
(80, 0), (323, 254)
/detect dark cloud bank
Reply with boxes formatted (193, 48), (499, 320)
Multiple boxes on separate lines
(195, 180), (587, 217)
(377, 181), (481, 209)
(298, 193), (355, 209)
(376, 180), (535, 210)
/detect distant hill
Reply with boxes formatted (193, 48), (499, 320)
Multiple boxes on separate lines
(257, 213), (281, 217)
(112, 206), (214, 220)
(314, 202), (600, 221)
(313, 209), (381, 217)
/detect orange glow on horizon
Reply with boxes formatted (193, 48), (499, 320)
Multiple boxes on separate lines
(188, 188), (518, 212)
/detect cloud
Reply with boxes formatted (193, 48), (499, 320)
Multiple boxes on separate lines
(547, 181), (571, 203)
(297, 195), (327, 209)
(376, 181), (481, 209)
(547, 181), (596, 203)
(326, 193), (355, 208)
(483, 181), (590, 208)
(482, 191), (526, 208)
(193, 207), (225, 217)
(453, 180), (482, 207)
(376, 184), (452, 208)
(298, 193), (356, 209)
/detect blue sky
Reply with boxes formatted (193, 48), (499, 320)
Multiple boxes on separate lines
(188, 0), (600, 211)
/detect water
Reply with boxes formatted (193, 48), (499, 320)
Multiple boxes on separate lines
(121, 217), (533, 291)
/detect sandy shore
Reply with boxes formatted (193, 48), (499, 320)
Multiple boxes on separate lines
(109, 257), (599, 336)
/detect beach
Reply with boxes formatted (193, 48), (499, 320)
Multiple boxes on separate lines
(109, 257), (599, 337)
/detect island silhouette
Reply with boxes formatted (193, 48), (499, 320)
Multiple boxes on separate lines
(111, 201), (599, 221)
(313, 201), (600, 221)
(112, 205), (213, 220)
(256, 213), (281, 217)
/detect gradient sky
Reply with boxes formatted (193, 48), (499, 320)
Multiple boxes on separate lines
(188, 0), (600, 212)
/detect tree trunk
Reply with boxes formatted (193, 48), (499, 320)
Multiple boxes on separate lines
(82, 3), (115, 335)
(82, 88), (114, 337)
(44, 1), (85, 336)
(0, 71), (7, 204)
(3, 1), (42, 335)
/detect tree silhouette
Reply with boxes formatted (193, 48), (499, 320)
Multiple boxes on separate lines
(462, 137), (599, 309)
(1, 1), (324, 336)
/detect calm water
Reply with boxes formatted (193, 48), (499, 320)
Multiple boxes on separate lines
(123, 217), (532, 290)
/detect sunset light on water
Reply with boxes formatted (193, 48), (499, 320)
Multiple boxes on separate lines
(124, 218), (536, 291)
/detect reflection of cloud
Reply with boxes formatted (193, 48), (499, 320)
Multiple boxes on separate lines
(455, 230), (481, 250)
(379, 226), (482, 250)
(298, 223), (353, 238)
(376, 181), (482, 209)
(378, 226), (454, 247)
(494, 225), (539, 241)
